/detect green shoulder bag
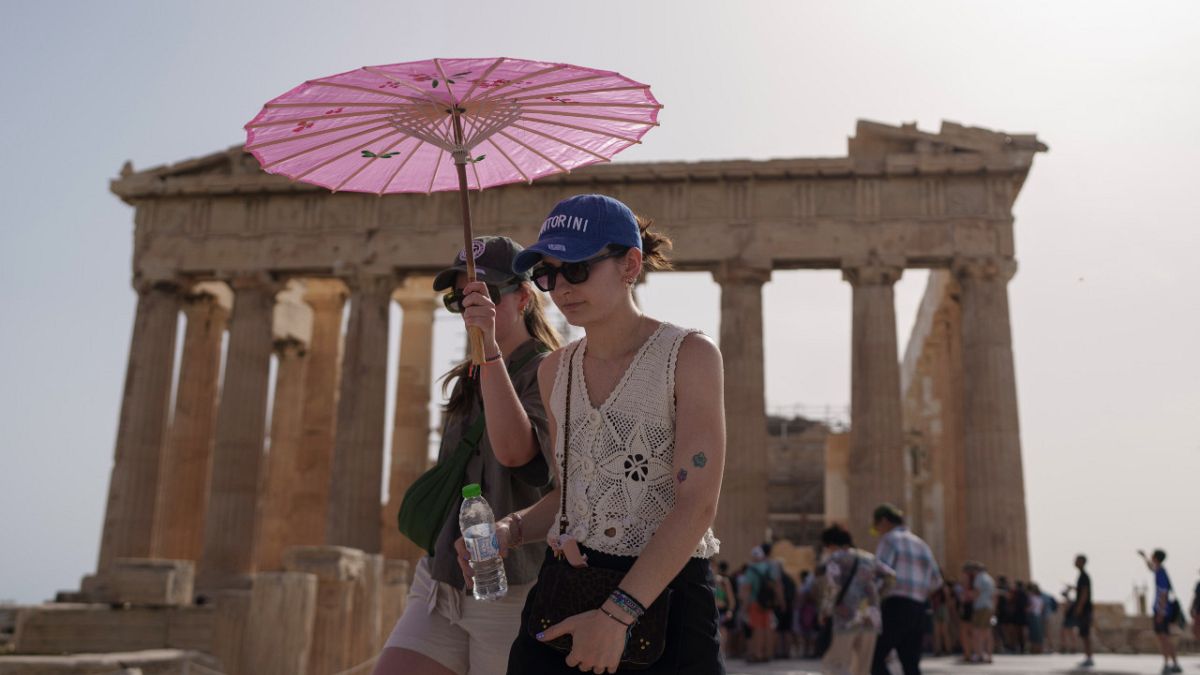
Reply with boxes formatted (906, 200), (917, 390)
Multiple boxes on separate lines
(395, 347), (545, 554)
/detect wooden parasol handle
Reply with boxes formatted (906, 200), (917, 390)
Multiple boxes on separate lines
(452, 110), (486, 365)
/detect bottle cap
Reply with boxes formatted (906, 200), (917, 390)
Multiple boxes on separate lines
(462, 483), (482, 499)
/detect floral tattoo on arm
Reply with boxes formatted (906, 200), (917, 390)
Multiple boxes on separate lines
(691, 452), (707, 468)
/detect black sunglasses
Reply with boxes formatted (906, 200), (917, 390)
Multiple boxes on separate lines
(442, 281), (520, 314)
(530, 249), (626, 292)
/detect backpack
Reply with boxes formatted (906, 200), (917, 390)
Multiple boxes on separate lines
(754, 566), (781, 609)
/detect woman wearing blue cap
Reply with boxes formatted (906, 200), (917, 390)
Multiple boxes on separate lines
(503, 195), (727, 674)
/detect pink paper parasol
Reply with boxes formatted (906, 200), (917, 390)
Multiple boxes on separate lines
(244, 56), (661, 361)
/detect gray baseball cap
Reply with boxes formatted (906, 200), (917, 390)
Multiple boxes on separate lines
(432, 236), (532, 291)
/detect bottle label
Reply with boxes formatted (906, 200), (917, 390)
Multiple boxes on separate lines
(463, 524), (499, 561)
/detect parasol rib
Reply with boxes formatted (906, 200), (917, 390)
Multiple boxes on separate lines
(459, 57), (505, 103)
(377, 141), (425, 195)
(519, 109), (659, 126)
(485, 137), (531, 183)
(516, 116), (643, 144)
(509, 123), (612, 161)
(293, 128), (404, 182)
(426, 148), (444, 194)
(459, 64), (568, 104)
(248, 110), (397, 130)
(469, 154), (483, 191)
(466, 73), (605, 107)
(264, 101), (408, 109)
(262, 122), (398, 169)
(432, 59), (462, 104)
(496, 130), (568, 173)
(518, 101), (662, 109)
(246, 116), (400, 151)
(331, 135), (413, 192)
(510, 85), (650, 102)
(360, 67), (452, 106)
(309, 79), (436, 106)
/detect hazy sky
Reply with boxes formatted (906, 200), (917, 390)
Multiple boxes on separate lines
(2, 1), (1198, 609)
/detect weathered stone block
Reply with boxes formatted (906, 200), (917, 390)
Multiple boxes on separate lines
(110, 559), (194, 607)
(81, 559), (194, 607)
(0, 648), (219, 675)
(378, 559), (410, 648)
(242, 572), (318, 675)
(13, 605), (167, 654)
(284, 546), (363, 675)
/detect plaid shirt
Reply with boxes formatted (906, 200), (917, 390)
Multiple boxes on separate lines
(875, 526), (943, 602)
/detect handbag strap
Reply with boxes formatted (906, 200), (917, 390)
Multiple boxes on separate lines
(557, 343), (579, 537)
(834, 553), (861, 608)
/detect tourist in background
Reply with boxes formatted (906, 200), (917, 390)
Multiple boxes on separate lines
(799, 571), (821, 658)
(712, 560), (736, 657)
(1059, 584), (1078, 654)
(775, 563), (799, 659)
(1026, 582), (1046, 654)
(868, 504), (942, 675)
(375, 237), (560, 675)
(1038, 584), (1060, 653)
(929, 582), (955, 657)
(1071, 554), (1095, 668)
(1191, 569), (1200, 642)
(1009, 580), (1029, 654)
(819, 524), (896, 675)
(955, 570), (975, 662)
(993, 576), (1012, 653)
(966, 561), (996, 665)
(1139, 549), (1182, 674)
(740, 545), (782, 663)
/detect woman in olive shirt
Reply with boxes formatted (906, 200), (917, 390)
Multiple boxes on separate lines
(375, 236), (561, 675)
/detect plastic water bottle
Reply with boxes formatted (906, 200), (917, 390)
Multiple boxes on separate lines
(459, 483), (508, 601)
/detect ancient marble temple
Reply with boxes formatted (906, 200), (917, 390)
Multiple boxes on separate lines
(7, 120), (1045, 674)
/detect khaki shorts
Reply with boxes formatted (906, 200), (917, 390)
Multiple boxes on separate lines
(971, 607), (995, 629)
(383, 557), (533, 675)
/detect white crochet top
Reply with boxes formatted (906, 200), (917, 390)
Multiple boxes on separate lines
(549, 322), (721, 558)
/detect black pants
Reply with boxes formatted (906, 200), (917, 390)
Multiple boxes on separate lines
(507, 547), (725, 674)
(872, 597), (927, 675)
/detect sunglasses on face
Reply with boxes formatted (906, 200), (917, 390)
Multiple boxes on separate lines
(442, 281), (520, 314)
(530, 249), (626, 292)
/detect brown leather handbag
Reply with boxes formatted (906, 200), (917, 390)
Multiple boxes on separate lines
(523, 345), (671, 670)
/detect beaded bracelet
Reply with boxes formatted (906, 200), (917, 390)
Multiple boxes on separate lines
(609, 588), (646, 619)
(482, 351), (503, 364)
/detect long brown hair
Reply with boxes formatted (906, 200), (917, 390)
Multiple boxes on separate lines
(440, 282), (562, 418)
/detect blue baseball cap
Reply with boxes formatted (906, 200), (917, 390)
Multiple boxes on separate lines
(512, 194), (642, 274)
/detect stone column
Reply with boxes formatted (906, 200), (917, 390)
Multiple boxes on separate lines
(256, 282), (315, 571)
(97, 278), (182, 572)
(151, 282), (232, 563)
(256, 339), (309, 571)
(198, 275), (279, 590)
(292, 280), (348, 548)
(843, 258), (906, 548)
(326, 273), (394, 553)
(955, 257), (1029, 579)
(712, 261), (771, 566)
(383, 276), (438, 561)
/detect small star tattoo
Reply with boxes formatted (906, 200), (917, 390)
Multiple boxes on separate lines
(692, 452), (707, 468)
(676, 469), (688, 483)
